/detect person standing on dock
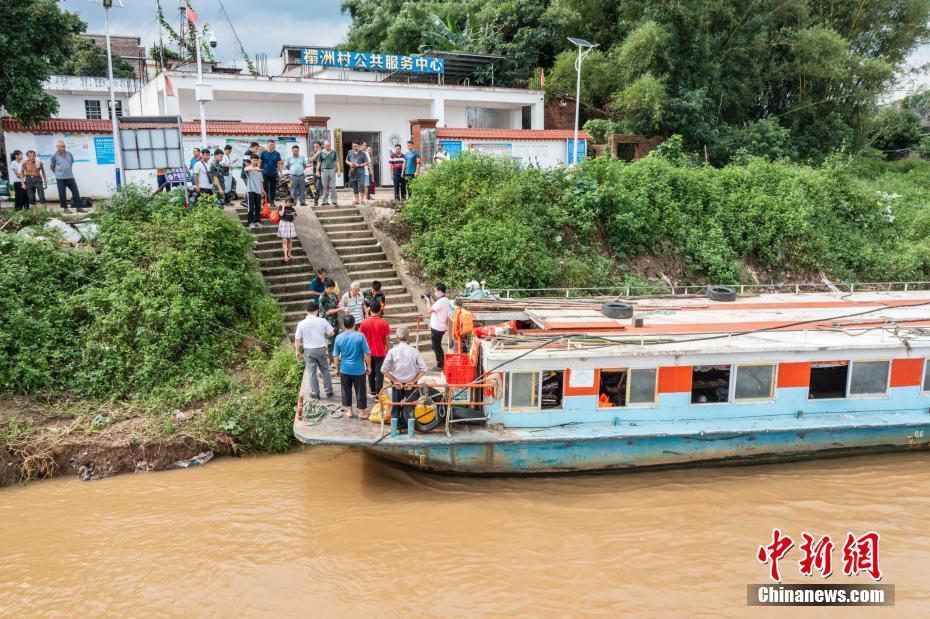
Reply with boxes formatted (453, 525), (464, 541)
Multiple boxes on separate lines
(295, 301), (334, 399)
(381, 326), (427, 429)
(340, 281), (366, 324)
(332, 315), (371, 419)
(426, 283), (452, 371)
(359, 301), (391, 397)
(319, 277), (342, 361)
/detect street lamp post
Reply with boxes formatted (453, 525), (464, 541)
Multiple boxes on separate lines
(193, 24), (216, 149)
(101, 0), (125, 187)
(568, 37), (597, 165)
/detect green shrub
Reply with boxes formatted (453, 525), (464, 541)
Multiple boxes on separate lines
(202, 346), (303, 453)
(0, 186), (282, 406)
(397, 140), (930, 288)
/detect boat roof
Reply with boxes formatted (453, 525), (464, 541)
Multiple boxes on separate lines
(464, 291), (930, 360)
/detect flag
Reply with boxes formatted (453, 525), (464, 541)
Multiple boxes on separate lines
(540, 68), (545, 88)
(185, 5), (198, 23)
(164, 75), (175, 96)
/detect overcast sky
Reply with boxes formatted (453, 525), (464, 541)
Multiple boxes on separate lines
(60, 0), (351, 72)
(61, 0), (930, 99)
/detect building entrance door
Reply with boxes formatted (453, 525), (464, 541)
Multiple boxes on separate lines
(341, 131), (381, 186)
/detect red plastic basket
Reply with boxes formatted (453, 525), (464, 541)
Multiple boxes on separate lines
(443, 354), (475, 384)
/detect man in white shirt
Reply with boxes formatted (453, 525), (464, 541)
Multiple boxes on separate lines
(433, 143), (450, 165)
(425, 282), (452, 371)
(192, 148), (214, 201)
(295, 301), (335, 398)
(381, 325), (427, 427)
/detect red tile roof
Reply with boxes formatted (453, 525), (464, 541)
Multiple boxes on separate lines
(2, 117), (307, 136)
(436, 128), (592, 141)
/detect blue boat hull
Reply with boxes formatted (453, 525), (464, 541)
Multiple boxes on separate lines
(365, 422), (930, 474)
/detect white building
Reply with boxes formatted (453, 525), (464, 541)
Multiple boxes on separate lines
(3, 47), (589, 200)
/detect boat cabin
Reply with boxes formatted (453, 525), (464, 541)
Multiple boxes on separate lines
(462, 291), (930, 429)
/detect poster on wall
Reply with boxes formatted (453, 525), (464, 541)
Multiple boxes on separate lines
(438, 140), (462, 159)
(420, 128), (436, 168)
(469, 143), (512, 157)
(333, 128), (344, 174)
(512, 143), (550, 168)
(94, 136), (115, 165)
(566, 138), (587, 164)
(65, 135), (91, 162)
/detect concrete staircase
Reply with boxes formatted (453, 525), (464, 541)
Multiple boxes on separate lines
(315, 204), (432, 351)
(232, 207), (316, 336)
(233, 203), (431, 352)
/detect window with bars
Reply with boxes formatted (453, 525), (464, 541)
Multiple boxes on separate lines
(85, 100), (102, 120)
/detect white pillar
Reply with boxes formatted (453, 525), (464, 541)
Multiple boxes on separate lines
(431, 96), (445, 127)
(530, 100), (545, 129)
(301, 93), (317, 117)
(510, 108), (523, 129)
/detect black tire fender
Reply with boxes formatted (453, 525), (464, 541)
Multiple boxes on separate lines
(602, 301), (634, 319)
(707, 285), (737, 302)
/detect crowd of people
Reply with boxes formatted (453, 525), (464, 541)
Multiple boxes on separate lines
(6, 141), (85, 213)
(296, 269), (453, 421)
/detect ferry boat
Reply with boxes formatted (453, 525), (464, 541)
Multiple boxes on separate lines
(294, 288), (930, 474)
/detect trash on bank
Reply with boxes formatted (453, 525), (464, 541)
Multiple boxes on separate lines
(44, 218), (84, 244)
(174, 451), (214, 468)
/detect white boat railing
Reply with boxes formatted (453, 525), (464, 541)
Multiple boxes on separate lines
(488, 281), (930, 299)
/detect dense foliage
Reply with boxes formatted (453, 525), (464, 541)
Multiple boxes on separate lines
(0, 0), (84, 124)
(53, 36), (136, 79)
(341, 0), (930, 163)
(0, 187), (287, 405)
(401, 149), (930, 288)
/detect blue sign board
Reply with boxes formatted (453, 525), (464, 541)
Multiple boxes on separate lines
(94, 136), (115, 165)
(300, 48), (445, 74)
(438, 140), (462, 159)
(566, 139), (587, 164)
(165, 167), (192, 183)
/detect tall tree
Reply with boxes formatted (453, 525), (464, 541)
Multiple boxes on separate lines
(0, 0), (84, 125)
(53, 36), (136, 79)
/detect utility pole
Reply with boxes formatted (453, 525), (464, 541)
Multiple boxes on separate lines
(568, 37), (597, 165)
(102, 0), (124, 187)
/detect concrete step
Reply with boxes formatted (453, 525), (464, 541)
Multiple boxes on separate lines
(274, 289), (320, 303)
(321, 221), (369, 232)
(264, 272), (312, 286)
(255, 238), (303, 249)
(326, 230), (376, 241)
(332, 241), (381, 254)
(254, 246), (307, 258)
(341, 251), (389, 264)
(315, 213), (364, 224)
(340, 258), (393, 271)
(268, 281), (315, 294)
(345, 267), (397, 280)
(259, 262), (312, 276)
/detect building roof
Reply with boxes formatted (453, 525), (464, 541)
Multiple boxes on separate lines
(436, 128), (592, 141)
(2, 117), (306, 136)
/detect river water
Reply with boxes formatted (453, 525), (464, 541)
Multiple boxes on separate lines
(1, 447), (928, 617)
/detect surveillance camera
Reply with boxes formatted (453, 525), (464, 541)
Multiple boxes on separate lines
(208, 33), (217, 48)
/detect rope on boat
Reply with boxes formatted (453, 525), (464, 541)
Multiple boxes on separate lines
(302, 399), (344, 425)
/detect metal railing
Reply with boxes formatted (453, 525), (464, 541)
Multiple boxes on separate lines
(487, 281), (930, 299)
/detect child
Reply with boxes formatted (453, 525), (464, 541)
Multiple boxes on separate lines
(277, 196), (298, 262)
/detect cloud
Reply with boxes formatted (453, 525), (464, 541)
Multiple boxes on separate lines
(57, 0), (350, 66)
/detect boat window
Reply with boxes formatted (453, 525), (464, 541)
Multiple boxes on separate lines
(691, 365), (731, 404)
(849, 361), (890, 396)
(808, 362), (848, 399)
(734, 364), (775, 401)
(924, 360), (930, 392)
(598, 370), (628, 408)
(628, 369), (657, 405)
(508, 372), (539, 410)
(541, 371), (564, 409)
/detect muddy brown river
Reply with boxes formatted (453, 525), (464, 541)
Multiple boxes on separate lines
(1, 447), (929, 616)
